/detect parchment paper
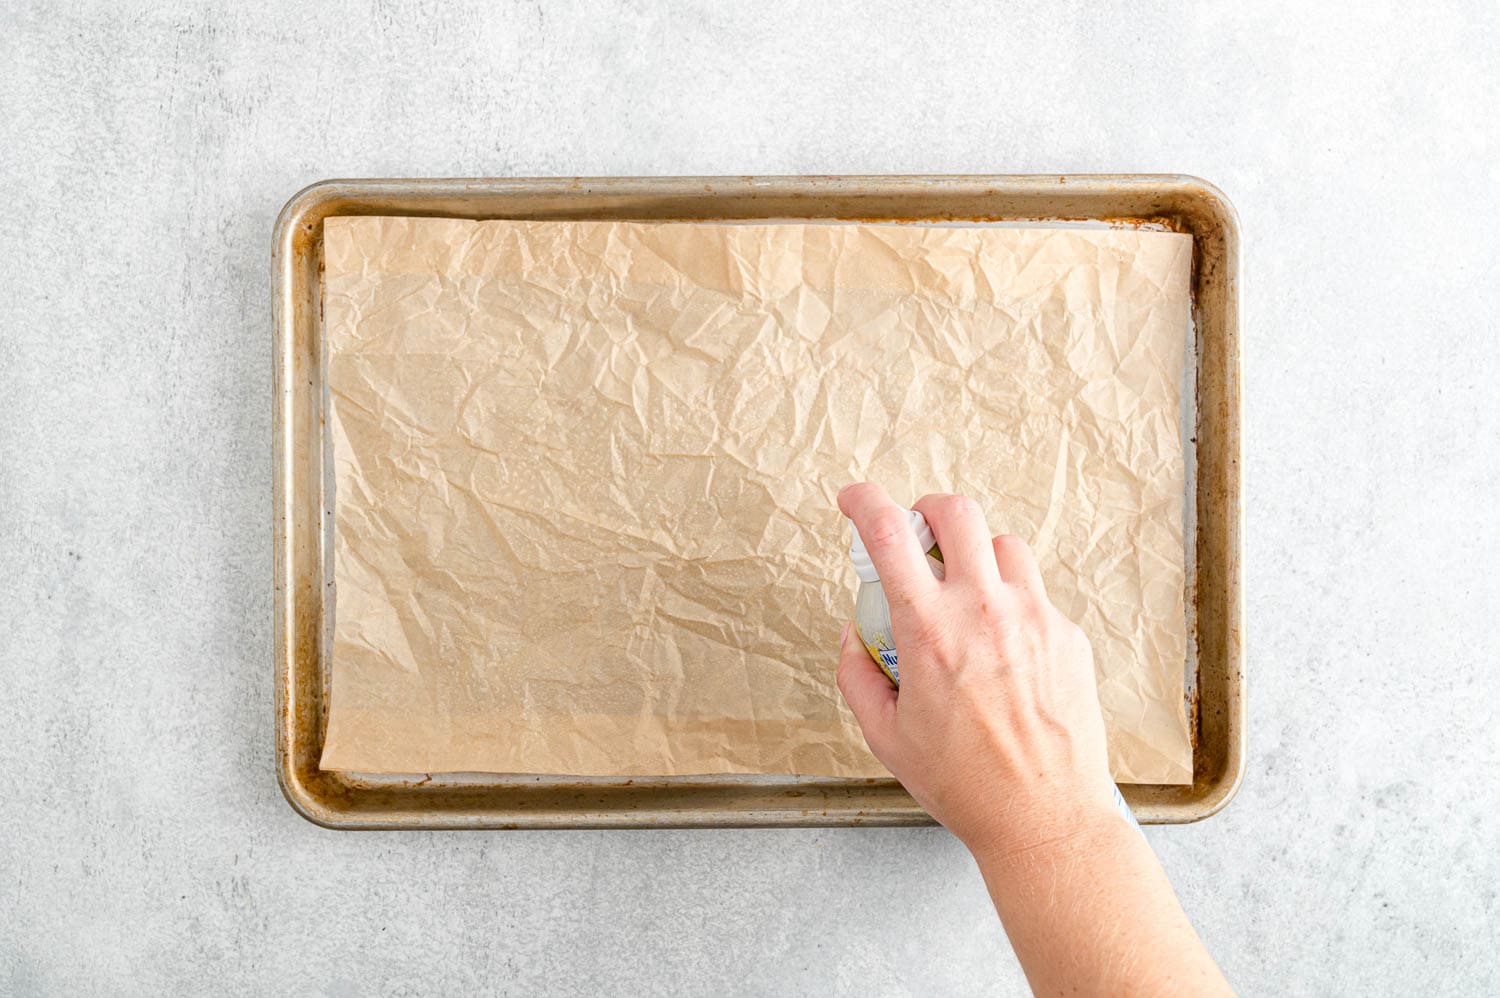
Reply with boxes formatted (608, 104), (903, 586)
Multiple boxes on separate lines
(319, 216), (1194, 785)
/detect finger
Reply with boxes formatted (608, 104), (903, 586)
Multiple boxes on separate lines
(992, 533), (1047, 598)
(838, 482), (939, 607)
(912, 493), (1000, 587)
(835, 622), (897, 757)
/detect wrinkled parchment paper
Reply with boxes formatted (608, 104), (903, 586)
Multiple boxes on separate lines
(319, 216), (1194, 784)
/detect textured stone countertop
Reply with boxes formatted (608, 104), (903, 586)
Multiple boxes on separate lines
(2, 2), (1496, 994)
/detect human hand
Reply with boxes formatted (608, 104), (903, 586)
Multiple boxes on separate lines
(836, 482), (1122, 856)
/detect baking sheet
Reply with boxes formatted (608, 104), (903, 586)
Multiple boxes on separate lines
(316, 215), (1195, 785)
(273, 174), (1245, 829)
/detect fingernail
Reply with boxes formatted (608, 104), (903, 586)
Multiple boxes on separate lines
(840, 621), (851, 647)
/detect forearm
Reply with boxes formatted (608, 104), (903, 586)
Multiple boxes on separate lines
(972, 804), (1232, 997)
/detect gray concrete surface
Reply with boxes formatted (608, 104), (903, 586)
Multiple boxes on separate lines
(3, 1), (1497, 994)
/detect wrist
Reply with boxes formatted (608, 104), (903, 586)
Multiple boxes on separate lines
(963, 788), (1130, 873)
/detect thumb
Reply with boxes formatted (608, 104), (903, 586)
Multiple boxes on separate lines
(836, 622), (898, 758)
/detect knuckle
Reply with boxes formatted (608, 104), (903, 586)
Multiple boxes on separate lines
(943, 494), (982, 518)
(835, 652), (860, 691)
(970, 593), (1004, 622)
(993, 533), (1030, 555)
(864, 511), (909, 548)
(1030, 613), (1058, 647)
(887, 585), (937, 615)
(901, 614), (947, 651)
(836, 675), (856, 704)
(1046, 612), (1088, 647)
(1068, 621), (1093, 652)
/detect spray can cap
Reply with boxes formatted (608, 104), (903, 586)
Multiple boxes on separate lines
(848, 509), (935, 583)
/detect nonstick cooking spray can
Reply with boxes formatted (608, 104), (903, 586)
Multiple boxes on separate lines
(848, 509), (944, 685)
(846, 508), (1140, 830)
